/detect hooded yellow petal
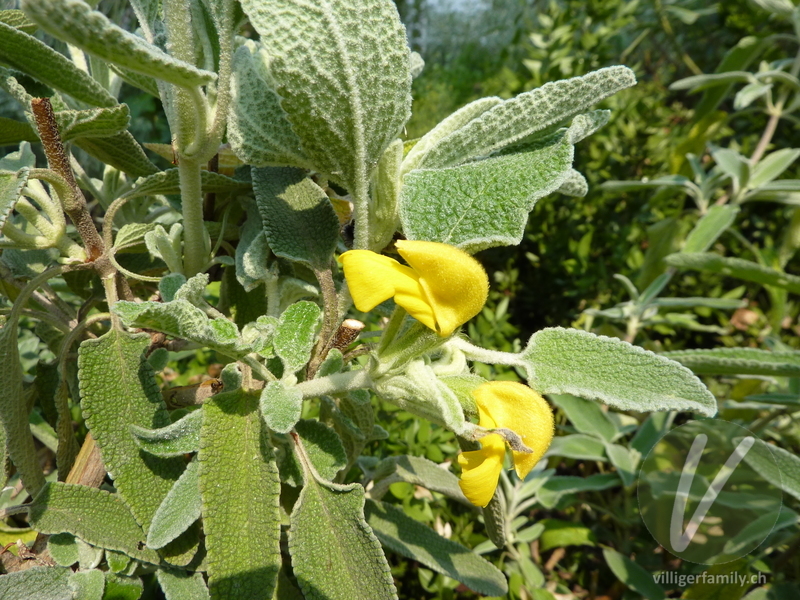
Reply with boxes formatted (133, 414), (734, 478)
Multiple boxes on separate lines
(395, 240), (488, 337)
(340, 250), (436, 329)
(457, 433), (505, 507)
(473, 381), (554, 480)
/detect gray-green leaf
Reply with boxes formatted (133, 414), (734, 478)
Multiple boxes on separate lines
(147, 457), (202, 549)
(28, 482), (161, 564)
(665, 252), (800, 293)
(682, 205), (739, 254)
(274, 301), (321, 373)
(289, 476), (397, 600)
(365, 499), (507, 596)
(131, 409), (202, 457)
(519, 327), (717, 416)
(415, 66), (636, 169)
(78, 330), (185, 533)
(260, 380), (303, 434)
(156, 570), (210, 600)
(252, 167), (339, 269)
(0, 566), (72, 600)
(663, 347), (800, 376)
(239, 0), (411, 195)
(22, 0), (216, 88)
(0, 21), (116, 107)
(199, 390), (281, 600)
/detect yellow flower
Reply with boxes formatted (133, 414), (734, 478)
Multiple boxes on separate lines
(340, 240), (488, 337)
(458, 381), (554, 507)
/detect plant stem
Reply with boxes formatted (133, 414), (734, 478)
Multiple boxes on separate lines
(178, 155), (208, 276)
(378, 305), (407, 354)
(352, 177), (371, 249)
(295, 369), (372, 399)
(448, 337), (525, 368)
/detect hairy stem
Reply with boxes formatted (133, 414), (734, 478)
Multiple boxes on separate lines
(296, 369), (372, 399)
(178, 155), (208, 276)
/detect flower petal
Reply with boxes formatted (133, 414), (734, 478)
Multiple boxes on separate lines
(473, 381), (554, 480)
(457, 433), (505, 507)
(395, 240), (488, 336)
(340, 250), (436, 329)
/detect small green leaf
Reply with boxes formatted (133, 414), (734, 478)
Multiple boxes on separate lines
(682, 205), (740, 254)
(252, 167), (339, 269)
(78, 330), (185, 533)
(368, 139), (404, 251)
(0, 9), (37, 33)
(131, 409), (202, 457)
(156, 570), (210, 600)
(0, 566), (72, 600)
(48, 532), (80, 567)
(274, 301), (321, 373)
(22, 0), (216, 88)
(148, 457), (202, 549)
(663, 347), (800, 377)
(750, 149), (800, 188)
(537, 473), (620, 509)
(289, 466), (397, 599)
(199, 391), (281, 600)
(68, 569), (105, 600)
(538, 519), (597, 552)
(365, 499), (507, 596)
(0, 21), (117, 107)
(550, 394), (617, 443)
(277, 419), (347, 486)
(603, 442), (638, 487)
(415, 66), (635, 169)
(546, 433), (607, 462)
(103, 573), (143, 600)
(520, 327), (717, 416)
(28, 482), (161, 564)
(556, 168), (589, 197)
(0, 165), (29, 232)
(260, 380), (303, 434)
(602, 548), (666, 600)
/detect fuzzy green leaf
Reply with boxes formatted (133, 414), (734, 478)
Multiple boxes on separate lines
(0, 166), (29, 231)
(401, 97), (502, 175)
(546, 434), (607, 462)
(0, 117), (37, 145)
(252, 167), (339, 269)
(103, 573), (143, 600)
(0, 308), (46, 496)
(156, 570), (210, 600)
(742, 442), (800, 501)
(369, 139), (404, 251)
(122, 169), (250, 201)
(199, 391), (281, 600)
(260, 380), (303, 434)
(277, 420), (347, 486)
(520, 327), (717, 416)
(68, 569), (105, 600)
(48, 532), (80, 567)
(73, 131), (159, 177)
(227, 41), (310, 168)
(365, 500), (507, 596)
(665, 252), (800, 293)
(0, 9), (37, 33)
(663, 347), (800, 376)
(274, 301), (321, 373)
(147, 457), (201, 549)
(400, 124), (580, 252)
(415, 66), (636, 169)
(56, 103), (130, 142)
(0, 20), (117, 107)
(28, 482), (161, 564)
(78, 330), (185, 533)
(131, 409), (202, 457)
(0, 566), (72, 600)
(289, 476), (397, 600)
(239, 0), (411, 195)
(550, 394), (617, 443)
(537, 473), (620, 509)
(113, 300), (251, 359)
(603, 548), (666, 600)
(22, 0), (216, 88)
(682, 205), (739, 253)
(370, 455), (469, 504)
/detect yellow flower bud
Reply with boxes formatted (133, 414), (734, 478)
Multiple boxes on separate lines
(340, 240), (488, 336)
(458, 381), (554, 507)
